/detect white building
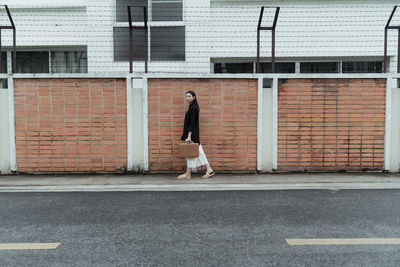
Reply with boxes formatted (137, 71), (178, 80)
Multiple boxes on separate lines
(0, 0), (399, 75)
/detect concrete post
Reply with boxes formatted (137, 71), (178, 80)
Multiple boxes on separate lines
(390, 79), (400, 172)
(0, 87), (10, 174)
(132, 78), (144, 172)
(261, 80), (274, 172)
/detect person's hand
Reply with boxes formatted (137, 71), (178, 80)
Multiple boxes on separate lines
(185, 137), (192, 143)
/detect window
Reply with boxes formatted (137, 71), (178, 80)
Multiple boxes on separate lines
(51, 51), (87, 73)
(152, 0), (182, 21)
(114, 0), (185, 62)
(116, 0), (183, 22)
(214, 63), (253, 73)
(114, 27), (146, 61)
(0, 79), (7, 89)
(342, 61), (382, 73)
(213, 62), (294, 74)
(0, 52), (6, 73)
(16, 52), (49, 73)
(150, 27), (185, 61)
(116, 0), (148, 22)
(260, 62), (295, 73)
(213, 60), (384, 74)
(15, 50), (87, 73)
(300, 62), (339, 73)
(114, 27), (185, 61)
(263, 78), (273, 88)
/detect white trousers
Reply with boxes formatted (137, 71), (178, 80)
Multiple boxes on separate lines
(186, 144), (209, 172)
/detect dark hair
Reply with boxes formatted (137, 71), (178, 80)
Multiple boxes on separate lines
(186, 90), (200, 112)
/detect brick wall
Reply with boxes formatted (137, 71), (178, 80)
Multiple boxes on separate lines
(14, 78), (127, 173)
(278, 78), (386, 171)
(147, 78), (258, 172)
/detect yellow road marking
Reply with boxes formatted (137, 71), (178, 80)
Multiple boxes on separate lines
(0, 243), (60, 250)
(286, 238), (400, 245)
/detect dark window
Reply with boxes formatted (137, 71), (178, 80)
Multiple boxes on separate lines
(260, 62), (295, 73)
(214, 63), (254, 73)
(150, 27), (185, 61)
(51, 51), (88, 73)
(116, 0), (182, 22)
(152, 0), (182, 21)
(113, 27), (146, 61)
(0, 52), (6, 73)
(0, 79), (7, 89)
(16, 51), (49, 73)
(116, 0), (148, 22)
(214, 63), (253, 73)
(263, 78), (272, 88)
(300, 62), (339, 73)
(342, 61), (382, 73)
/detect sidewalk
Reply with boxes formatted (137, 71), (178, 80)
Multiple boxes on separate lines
(1, 173), (400, 192)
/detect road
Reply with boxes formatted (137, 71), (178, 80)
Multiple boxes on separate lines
(1, 190), (400, 266)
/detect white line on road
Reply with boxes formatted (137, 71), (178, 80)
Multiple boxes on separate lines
(0, 243), (61, 250)
(286, 238), (400, 245)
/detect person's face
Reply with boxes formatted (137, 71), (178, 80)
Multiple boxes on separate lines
(185, 93), (195, 103)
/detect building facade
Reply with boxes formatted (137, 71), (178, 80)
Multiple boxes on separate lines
(0, 0), (398, 76)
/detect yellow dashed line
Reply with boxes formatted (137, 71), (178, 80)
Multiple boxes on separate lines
(286, 238), (400, 245)
(0, 243), (61, 250)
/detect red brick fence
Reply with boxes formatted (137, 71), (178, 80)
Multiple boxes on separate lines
(147, 78), (258, 172)
(0, 75), (392, 174)
(278, 78), (385, 171)
(14, 78), (127, 173)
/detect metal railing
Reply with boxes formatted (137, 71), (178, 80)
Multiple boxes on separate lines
(384, 5), (399, 74)
(256, 6), (280, 74)
(0, 5), (16, 73)
(128, 6), (148, 73)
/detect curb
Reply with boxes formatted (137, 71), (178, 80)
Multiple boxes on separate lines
(2, 182), (400, 192)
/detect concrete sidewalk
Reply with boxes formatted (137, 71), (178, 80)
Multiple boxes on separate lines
(1, 173), (400, 192)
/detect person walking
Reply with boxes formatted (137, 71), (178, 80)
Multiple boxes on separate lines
(177, 90), (215, 179)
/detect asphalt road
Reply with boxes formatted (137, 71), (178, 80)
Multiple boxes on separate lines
(1, 190), (400, 266)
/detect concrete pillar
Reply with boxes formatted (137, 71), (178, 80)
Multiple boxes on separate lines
(261, 78), (274, 172)
(390, 83), (400, 172)
(130, 78), (144, 172)
(0, 88), (10, 174)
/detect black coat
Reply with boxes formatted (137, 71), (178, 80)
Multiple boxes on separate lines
(181, 103), (200, 144)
